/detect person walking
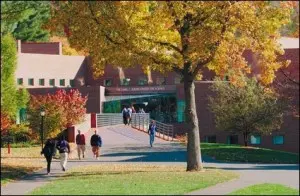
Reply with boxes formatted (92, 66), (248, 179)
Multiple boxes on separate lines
(127, 106), (133, 125)
(148, 120), (157, 147)
(41, 138), (56, 175)
(76, 129), (86, 160)
(56, 135), (70, 171)
(122, 107), (128, 125)
(90, 130), (102, 160)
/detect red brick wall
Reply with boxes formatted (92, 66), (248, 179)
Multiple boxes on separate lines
(20, 42), (60, 55)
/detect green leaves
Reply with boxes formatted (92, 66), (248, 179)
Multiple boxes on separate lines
(209, 77), (287, 141)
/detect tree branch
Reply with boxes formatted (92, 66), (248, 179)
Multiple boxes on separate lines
(141, 37), (182, 54)
(166, 2), (181, 32)
(279, 68), (299, 86)
(87, 2), (122, 45)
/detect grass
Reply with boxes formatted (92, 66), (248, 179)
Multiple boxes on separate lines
(200, 143), (299, 164)
(1, 143), (77, 186)
(30, 164), (238, 195)
(228, 183), (299, 195)
(1, 147), (44, 185)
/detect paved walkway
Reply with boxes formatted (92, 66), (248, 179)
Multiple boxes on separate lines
(1, 125), (299, 195)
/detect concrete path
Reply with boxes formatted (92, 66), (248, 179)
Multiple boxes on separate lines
(1, 125), (299, 195)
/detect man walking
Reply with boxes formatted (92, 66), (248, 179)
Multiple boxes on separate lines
(122, 107), (128, 125)
(148, 120), (157, 147)
(76, 129), (86, 160)
(56, 135), (70, 171)
(90, 130), (102, 160)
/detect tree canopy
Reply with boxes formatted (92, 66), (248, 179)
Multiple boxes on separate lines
(209, 77), (287, 146)
(48, 1), (294, 171)
(1, 1), (51, 41)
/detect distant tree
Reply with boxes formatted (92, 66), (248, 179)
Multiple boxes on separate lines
(50, 36), (86, 56)
(27, 89), (87, 140)
(12, 2), (51, 41)
(208, 77), (287, 146)
(48, 1), (293, 171)
(1, 1), (51, 41)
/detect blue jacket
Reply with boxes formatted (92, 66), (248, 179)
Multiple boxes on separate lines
(90, 134), (102, 147)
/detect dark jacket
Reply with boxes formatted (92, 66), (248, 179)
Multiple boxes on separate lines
(148, 124), (157, 135)
(41, 139), (56, 157)
(56, 139), (70, 153)
(90, 134), (102, 147)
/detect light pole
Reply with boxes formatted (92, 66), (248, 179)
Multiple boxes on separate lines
(40, 108), (45, 151)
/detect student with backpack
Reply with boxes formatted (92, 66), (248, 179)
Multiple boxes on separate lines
(148, 120), (157, 147)
(56, 135), (70, 171)
(90, 130), (102, 160)
(41, 138), (56, 174)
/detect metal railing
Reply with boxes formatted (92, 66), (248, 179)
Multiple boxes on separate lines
(96, 113), (174, 141)
(96, 113), (123, 127)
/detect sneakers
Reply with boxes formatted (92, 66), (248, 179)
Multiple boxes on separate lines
(83, 154), (85, 158)
(62, 167), (66, 171)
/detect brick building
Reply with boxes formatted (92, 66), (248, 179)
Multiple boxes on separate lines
(15, 38), (299, 153)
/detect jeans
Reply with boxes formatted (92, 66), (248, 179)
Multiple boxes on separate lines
(45, 155), (52, 173)
(149, 134), (155, 147)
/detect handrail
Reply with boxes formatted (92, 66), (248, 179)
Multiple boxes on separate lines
(96, 113), (174, 141)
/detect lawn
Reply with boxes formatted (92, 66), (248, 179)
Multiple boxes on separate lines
(200, 143), (299, 164)
(1, 143), (77, 186)
(228, 183), (299, 195)
(1, 147), (44, 185)
(30, 164), (238, 195)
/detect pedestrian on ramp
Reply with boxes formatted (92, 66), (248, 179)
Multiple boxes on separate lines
(148, 120), (157, 147)
(90, 130), (102, 160)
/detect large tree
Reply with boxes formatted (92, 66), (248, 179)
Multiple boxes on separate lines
(208, 77), (287, 146)
(48, 1), (293, 171)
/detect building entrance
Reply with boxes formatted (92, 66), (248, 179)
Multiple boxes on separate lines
(103, 94), (178, 123)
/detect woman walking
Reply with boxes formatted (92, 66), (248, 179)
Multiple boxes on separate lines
(41, 138), (56, 175)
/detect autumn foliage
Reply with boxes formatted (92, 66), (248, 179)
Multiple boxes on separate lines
(1, 112), (12, 134)
(27, 89), (87, 139)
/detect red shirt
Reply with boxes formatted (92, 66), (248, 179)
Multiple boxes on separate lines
(76, 134), (86, 145)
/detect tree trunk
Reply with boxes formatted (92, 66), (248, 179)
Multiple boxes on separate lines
(184, 77), (203, 171)
(243, 132), (248, 146)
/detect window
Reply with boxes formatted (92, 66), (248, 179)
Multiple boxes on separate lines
(39, 79), (45, 86)
(28, 78), (34, 86)
(120, 78), (130, 86)
(69, 79), (75, 87)
(17, 78), (23, 85)
(156, 77), (166, 85)
(250, 135), (261, 145)
(273, 135), (284, 145)
(60, 79), (65, 86)
(227, 135), (238, 144)
(49, 79), (55, 86)
(204, 135), (216, 143)
(177, 100), (185, 122)
(138, 77), (147, 86)
(174, 76), (181, 84)
(104, 79), (112, 87)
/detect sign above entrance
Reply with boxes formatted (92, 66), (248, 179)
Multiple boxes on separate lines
(106, 85), (176, 95)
